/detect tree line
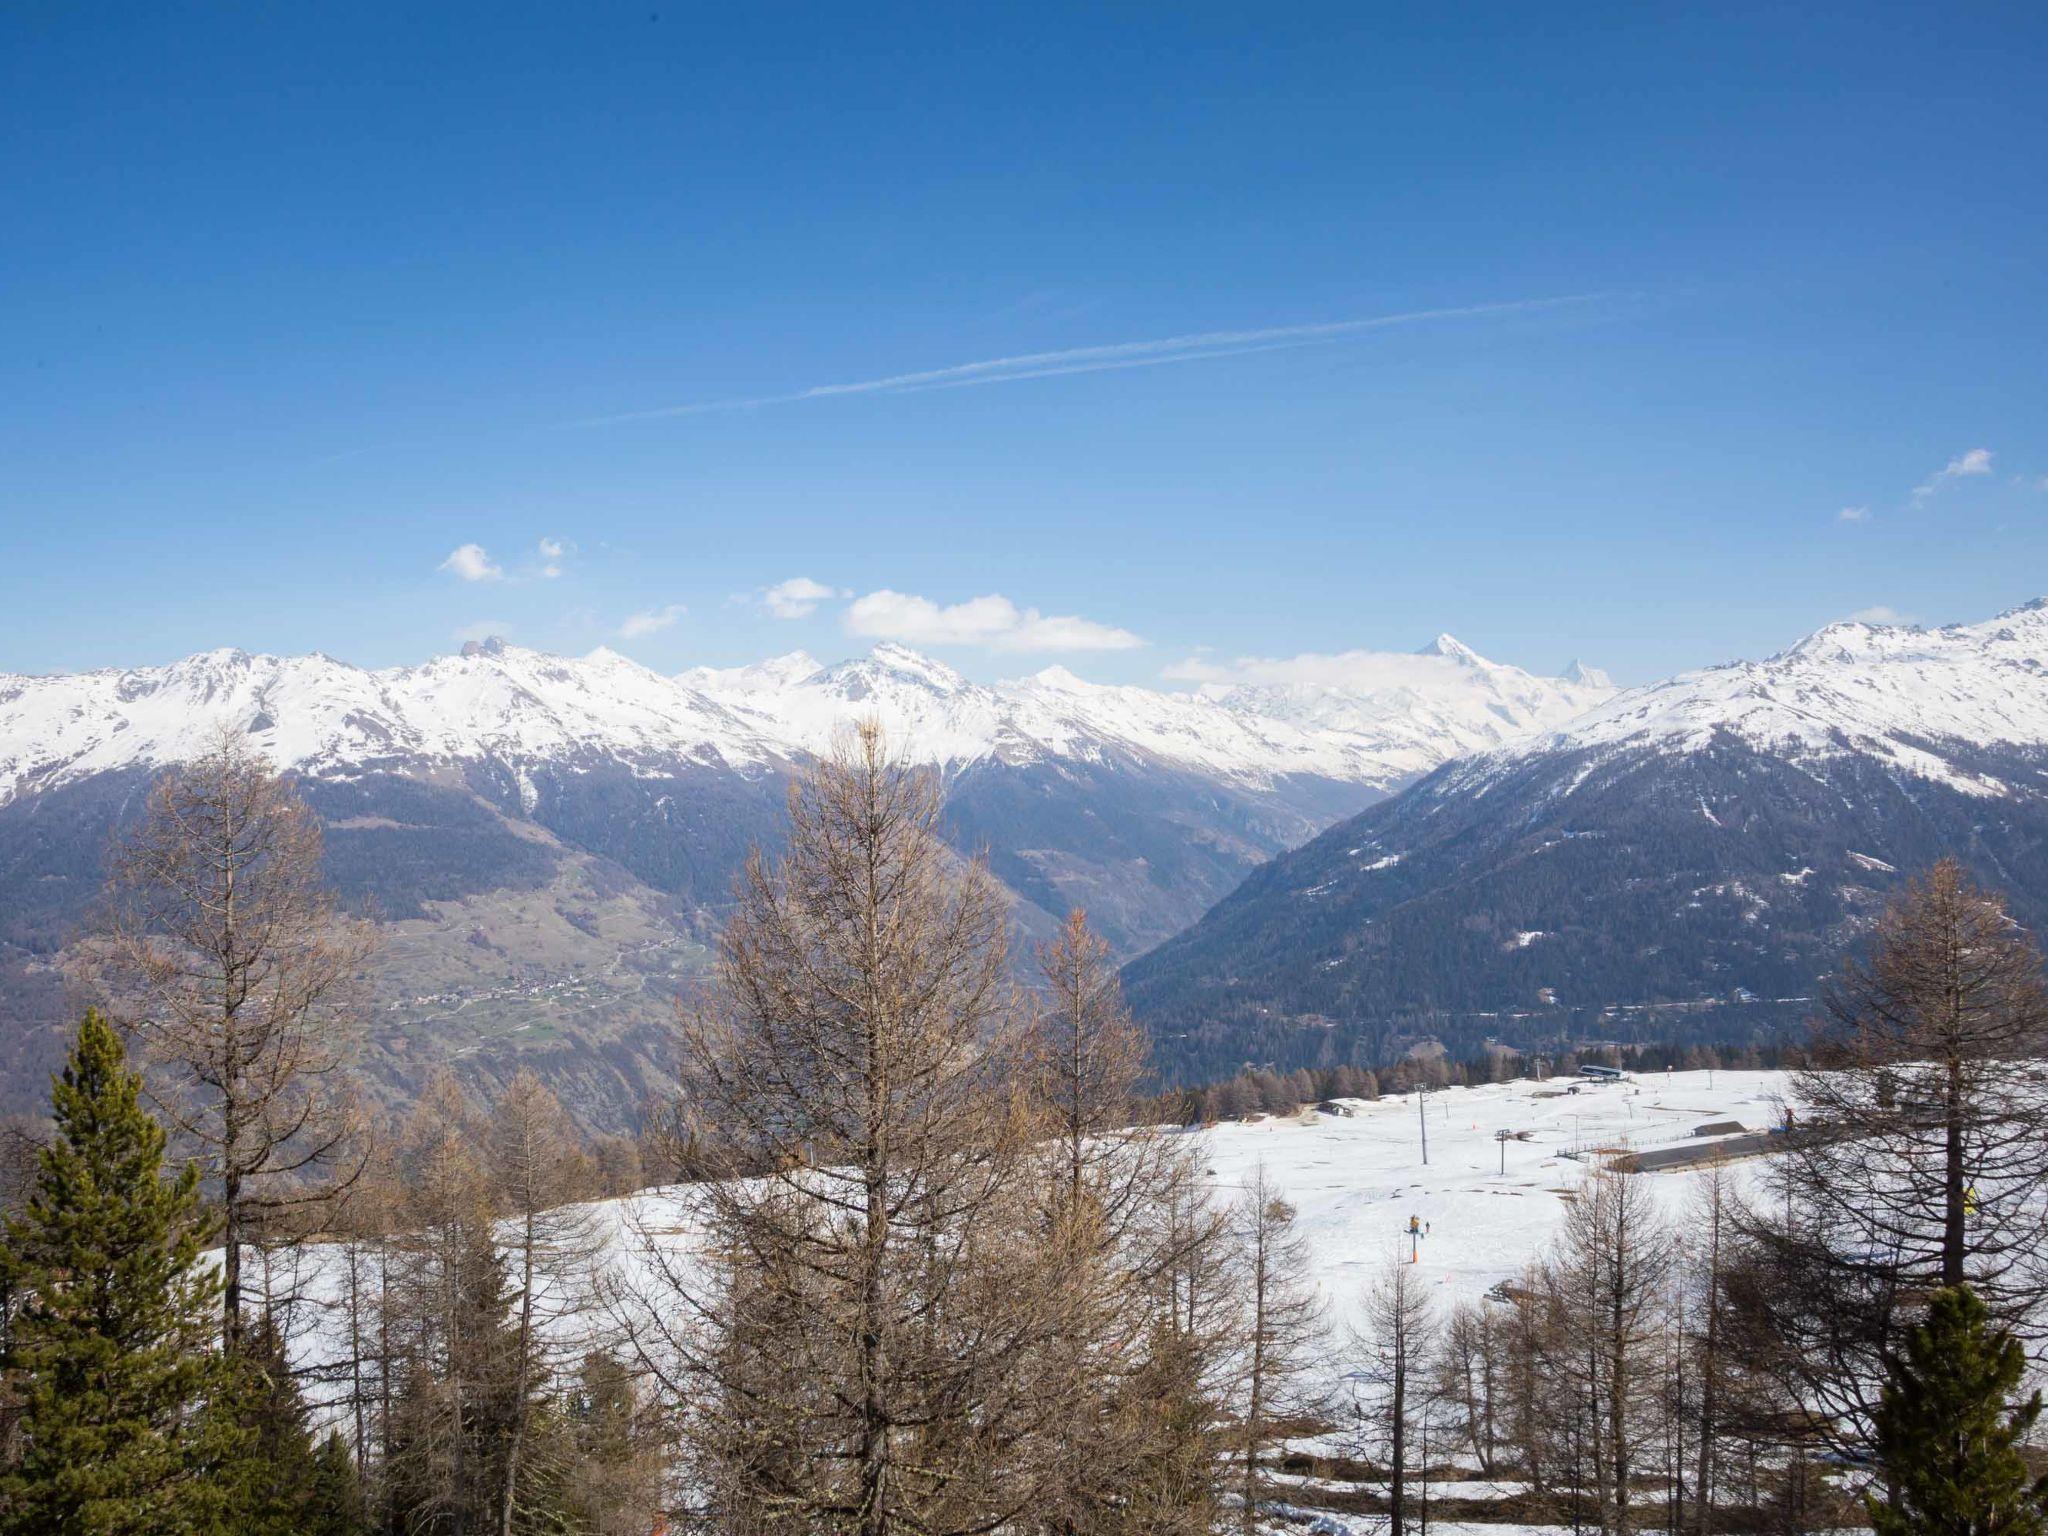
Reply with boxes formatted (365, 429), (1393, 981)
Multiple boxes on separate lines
(1149, 1038), (1794, 1128)
(4, 726), (2048, 1534)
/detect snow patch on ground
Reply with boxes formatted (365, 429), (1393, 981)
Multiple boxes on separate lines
(271, 1071), (1795, 1413)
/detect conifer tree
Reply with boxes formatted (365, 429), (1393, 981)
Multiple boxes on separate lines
(0, 1011), (225, 1536)
(206, 1312), (320, 1535)
(303, 1432), (371, 1536)
(1869, 1286), (2048, 1536)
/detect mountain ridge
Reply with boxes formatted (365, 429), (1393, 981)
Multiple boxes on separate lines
(0, 630), (1609, 1126)
(0, 633), (1611, 804)
(1122, 598), (2048, 1081)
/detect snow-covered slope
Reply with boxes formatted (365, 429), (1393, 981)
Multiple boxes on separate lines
(0, 633), (1613, 807)
(1125, 598), (2048, 1074)
(1485, 598), (2048, 795)
(1203, 635), (1618, 783)
(0, 638), (787, 806)
(1188, 1071), (1786, 1326)
(279, 1069), (1791, 1403)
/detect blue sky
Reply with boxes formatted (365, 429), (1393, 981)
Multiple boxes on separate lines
(3, 3), (2044, 686)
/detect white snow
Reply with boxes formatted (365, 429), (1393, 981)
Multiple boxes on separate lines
(269, 1070), (1791, 1409)
(0, 633), (1614, 807)
(1196, 636), (1615, 786)
(1434, 598), (2048, 801)
(1191, 1070), (1785, 1337)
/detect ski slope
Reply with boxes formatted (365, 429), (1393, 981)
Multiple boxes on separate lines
(277, 1069), (1791, 1402)
(1189, 1068), (1787, 1336)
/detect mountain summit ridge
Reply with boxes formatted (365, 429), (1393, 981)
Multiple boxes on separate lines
(1122, 597), (2048, 1080)
(0, 634), (1613, 808)
(0, 627), (1611, 1120)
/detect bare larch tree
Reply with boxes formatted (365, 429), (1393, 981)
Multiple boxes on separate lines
(490, 1068), (604, 1536)
(1733, 858), (2048, 1458)
(1229, 1163), (1325, 1536)
(1542, 1168), (1676, 1536)
(1360, 1246), (1437, 1536)
(659, 721), (1082, 1536)
(1022, 906), (1194, 1536)
(93, 725), (371, 1346)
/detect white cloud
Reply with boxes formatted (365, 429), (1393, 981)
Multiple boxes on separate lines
(617, 603), (686, 639)
(845, 590), (1142, 653)
(1912, 447), (1994, 501)
(453, 620), (512, 644)
(536, 537), (567, 578)
(761, 576), (848, 620)
(1837, 505), (1870, 523)
(439, 543), (502, 582)
(1162, 647), (1493, 695)
(1847, 605), (1916, 625)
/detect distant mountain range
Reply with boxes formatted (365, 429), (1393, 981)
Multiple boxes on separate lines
(0, 631), (1608, 1125)
(1124, 599), (2048, 1081)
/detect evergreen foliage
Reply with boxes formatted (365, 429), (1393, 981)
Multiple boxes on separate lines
(1123, 737), (2048, 1079)
(204, 1314), (322, 1536)
(1869, 1286), (2048, 1536)
(383, 1220), (568, 1534)
(0, 1011), (225, 1536)
(303, 1432), (372, 1536)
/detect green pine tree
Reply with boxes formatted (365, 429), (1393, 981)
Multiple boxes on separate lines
(201, 1313), (321, 1536)
(1869, 1285), (2048, 1536)
(0, 1011), (227, 1536)
(302, 1431), (370, 1536)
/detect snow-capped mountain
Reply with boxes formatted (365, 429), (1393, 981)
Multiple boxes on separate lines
(0, 630), (1607, 1126)
(0, 637), (785, 805)
(0, 633), (1605, 808)
(1125, 599), (2048, 1083)
(1195, 634), (1617, 783)
(1475, 598), (2048, 796)
(680, 637), (1611, 789)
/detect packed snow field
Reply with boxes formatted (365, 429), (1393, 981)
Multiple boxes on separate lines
(270, 1069), (1792, 1534)
(284, 1069), (1790, 1388)
(576, 1069), (1790, 1351)
(1180, 1068), (1785, 1334)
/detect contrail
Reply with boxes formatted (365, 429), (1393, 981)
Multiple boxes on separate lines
(573, 294), (1598, 425)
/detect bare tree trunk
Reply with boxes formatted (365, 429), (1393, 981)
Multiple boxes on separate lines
(1693, 1167), (1725, 1536)
(1733, 859), (2048, 1460)
(91, 725), (371, 1348)
(1363, 1249), (1434, 1536)
(631, 722), (1090, 1536)
(1233, 1165), (1324, 1536)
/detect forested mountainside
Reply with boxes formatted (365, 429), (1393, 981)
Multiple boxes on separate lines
(0, 633), (1603, 1124)
(1125, 599), (2048, 1080)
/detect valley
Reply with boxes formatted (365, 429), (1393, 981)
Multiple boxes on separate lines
(0, 630), (1604, 1121)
